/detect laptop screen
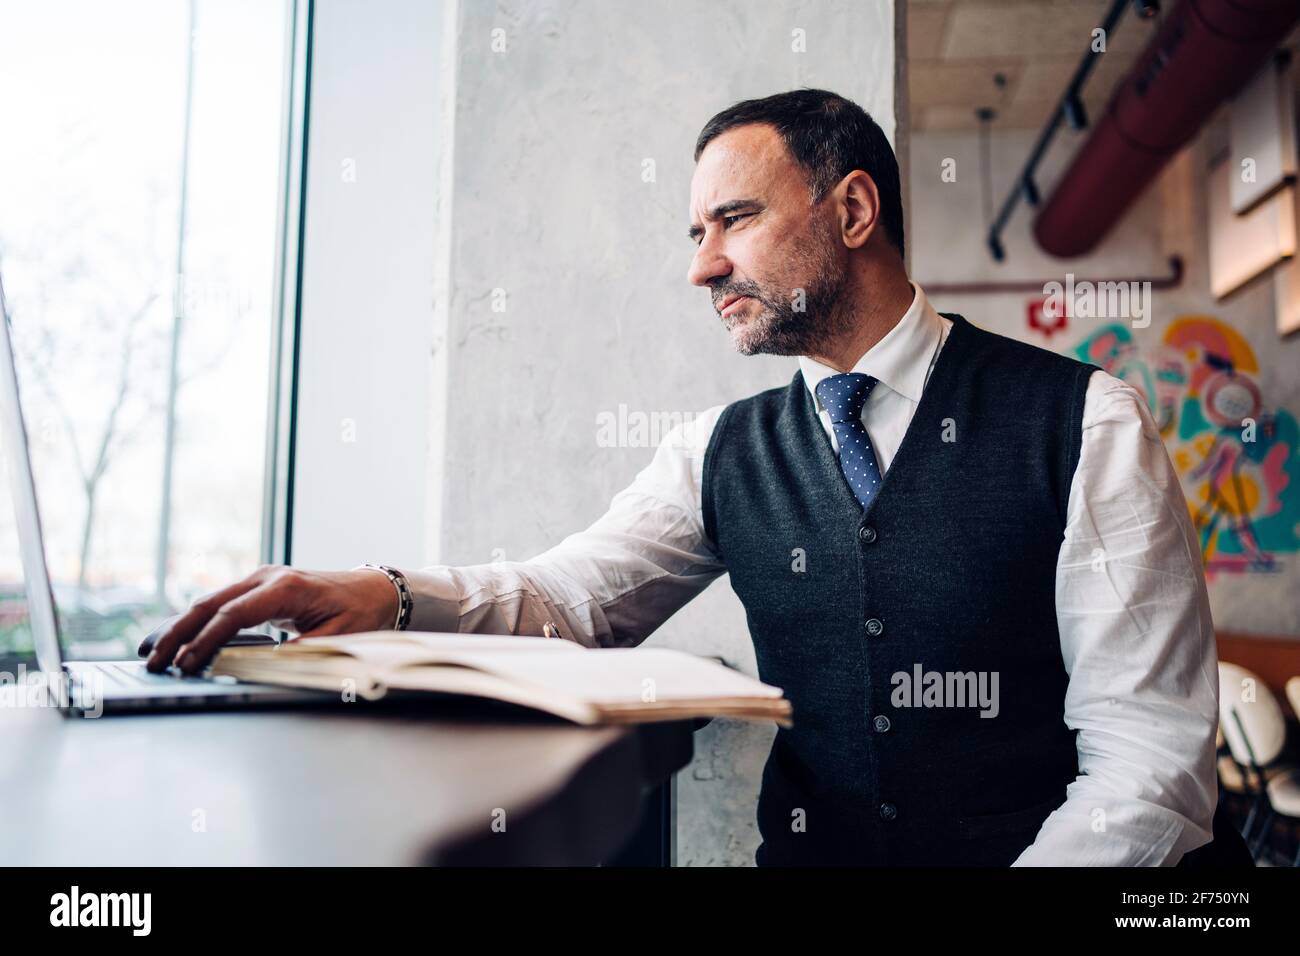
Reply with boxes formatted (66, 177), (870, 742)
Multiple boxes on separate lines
(0, 272), (66, 675)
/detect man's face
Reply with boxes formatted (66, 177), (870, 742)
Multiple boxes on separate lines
(687, 123), (851, 356)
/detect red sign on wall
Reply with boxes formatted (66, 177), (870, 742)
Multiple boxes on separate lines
(1027, 295), (1069, 339)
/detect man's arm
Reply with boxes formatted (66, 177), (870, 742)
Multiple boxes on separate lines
(1013, 371), (1219, 866)
(144, 406), (728, 671)
(397, 405), (729, 647)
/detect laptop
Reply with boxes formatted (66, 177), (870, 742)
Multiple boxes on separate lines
(0, 269), (335, 716)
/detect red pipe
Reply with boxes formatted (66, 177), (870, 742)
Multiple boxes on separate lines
(1033, 0), (1300, 259)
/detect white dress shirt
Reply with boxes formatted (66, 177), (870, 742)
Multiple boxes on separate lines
(400, 282), (1219, 867)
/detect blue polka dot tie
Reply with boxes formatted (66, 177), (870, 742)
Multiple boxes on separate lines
(815, 372), (883, 510)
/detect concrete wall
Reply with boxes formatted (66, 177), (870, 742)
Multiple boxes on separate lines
(428, 0), (902, 865)
(909, 126), (1300, 637)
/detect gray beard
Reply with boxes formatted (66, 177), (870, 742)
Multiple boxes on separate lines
(727, 276), (857, 357)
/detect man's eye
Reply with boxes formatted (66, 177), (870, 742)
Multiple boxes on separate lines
(693, 213), (753, 244)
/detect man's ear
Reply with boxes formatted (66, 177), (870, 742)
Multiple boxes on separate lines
(839, 170), (882, 250)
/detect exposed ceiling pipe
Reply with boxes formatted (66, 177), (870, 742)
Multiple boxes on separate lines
(985, 0), (1138, 261)
(1033, 0), (1300, 259)
(921, 255), (1184, 295)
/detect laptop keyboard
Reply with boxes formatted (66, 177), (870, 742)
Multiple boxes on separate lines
(96, 661), (207, 687)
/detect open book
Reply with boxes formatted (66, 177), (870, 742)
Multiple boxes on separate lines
(211, 631), (793, 727)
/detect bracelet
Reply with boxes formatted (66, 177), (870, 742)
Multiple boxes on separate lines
(358, 563), (413, 631)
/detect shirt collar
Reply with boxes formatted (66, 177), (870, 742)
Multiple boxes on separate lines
(798, 280), (942, 410)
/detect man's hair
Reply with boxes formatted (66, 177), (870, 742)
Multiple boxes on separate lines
(693, 88), (904, 259)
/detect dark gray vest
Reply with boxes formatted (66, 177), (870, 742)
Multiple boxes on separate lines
(702, 314), (1099, 865)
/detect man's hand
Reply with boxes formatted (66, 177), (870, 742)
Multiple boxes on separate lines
(140, 565), (400, 674)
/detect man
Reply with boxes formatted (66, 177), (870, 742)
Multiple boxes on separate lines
(145, 89), (1219, 867)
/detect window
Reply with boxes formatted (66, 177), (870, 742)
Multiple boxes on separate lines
(0, 0), (299, 661)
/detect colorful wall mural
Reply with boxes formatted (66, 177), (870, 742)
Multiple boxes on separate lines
(1073, 317), (1300, 579)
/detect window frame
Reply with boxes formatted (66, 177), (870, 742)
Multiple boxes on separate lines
(261, 0), (314, 567)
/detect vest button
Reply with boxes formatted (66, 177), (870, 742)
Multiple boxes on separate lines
(858, 525), (877, 544)
(865, 618), (884, 637)
(873, 715), (891, 733)
(879, 802), (897, 821)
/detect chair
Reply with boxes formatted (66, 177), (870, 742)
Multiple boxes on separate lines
(1216, 724), (1250, 796)
(1217, 662), (1300, 865)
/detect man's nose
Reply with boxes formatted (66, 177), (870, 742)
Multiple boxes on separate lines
(687, 241), (731, 288)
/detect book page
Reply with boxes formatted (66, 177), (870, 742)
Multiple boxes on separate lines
(397, 647), (783, 706)
(220, 634), (783, 711)
(277, 631), (579, 670)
